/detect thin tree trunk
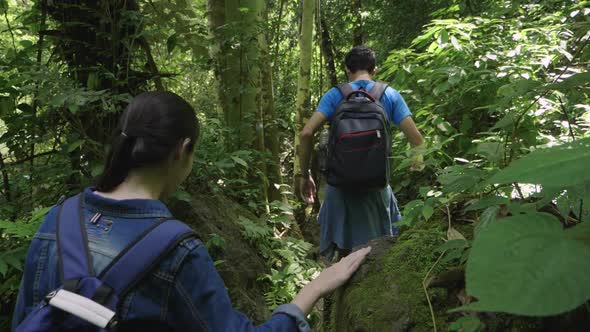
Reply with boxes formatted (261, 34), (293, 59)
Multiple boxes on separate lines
(0, 152), (11, 204)
(293, 0), (315, 197)
(272, 0), (286, 68)
(319, 17), (338, 86)
(262, 5), (283, 202)
(29, 0), (48, 200)
(207, 0), (226, 117)
(352, 0), (363, 46)
(138, 37), (165, 90)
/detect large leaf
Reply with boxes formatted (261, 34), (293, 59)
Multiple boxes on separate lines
(488, 137), (590, 187)
(545, 72), (590, 91)
(459, 213), (590, 316)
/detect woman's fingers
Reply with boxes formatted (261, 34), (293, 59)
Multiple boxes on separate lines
(343, 247), (371, 273)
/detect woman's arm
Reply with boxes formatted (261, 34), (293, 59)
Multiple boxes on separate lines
(170, 241), (371, 332)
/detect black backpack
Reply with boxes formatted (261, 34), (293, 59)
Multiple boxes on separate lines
(326, 81), (391, 190)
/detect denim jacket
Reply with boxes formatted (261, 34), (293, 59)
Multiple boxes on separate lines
(12, 188), (311, 332)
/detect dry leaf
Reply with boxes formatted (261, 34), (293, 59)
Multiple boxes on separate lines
(447, 226), (466, 241)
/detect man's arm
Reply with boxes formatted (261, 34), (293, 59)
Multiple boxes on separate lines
(398, 116), (424, 147)
(398, 116), (425, 171)
(298, 112), (327, 175)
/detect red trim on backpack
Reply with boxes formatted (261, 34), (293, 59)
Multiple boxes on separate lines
(338, 130), (379, 139)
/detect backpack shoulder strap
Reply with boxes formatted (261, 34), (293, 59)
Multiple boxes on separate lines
(99, 219), (196, 296)
(369, 81), (389, 102)
(57, 194), (95, 284)
(336, 83), (354, 99)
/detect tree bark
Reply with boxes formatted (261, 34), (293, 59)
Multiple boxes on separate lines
(319, 17), (338, 86)
(210, 0), (271, 204)
(207, 0), (226, 117)
(261, 4), (283, 202)
(0, 151), (11, 204)
(352, 0), (363, 46)
(293, 0), (315, 195)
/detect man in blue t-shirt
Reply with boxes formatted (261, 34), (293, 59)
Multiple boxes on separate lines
(297, 46), (425, 260)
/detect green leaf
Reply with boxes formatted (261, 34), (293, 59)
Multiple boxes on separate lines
(487, 137), (590, 188)
(449, 316), (484, 332)
(565, 221), (590, 245)
(172, 189), (192, 203)
(231, 156), (248, 167)
(475, 142), (504, 163)
(3, 254), (22, 271)
(474, 206), (499, 237)
(167, 33), (178, 54)
(0, 258), (6, 277)
(465, 196), (509, 212)
(66, 139), (84, 153)
(422, 204), (434, 221)
(438, 166), (485, 193)
(491, 112), (518, 130)
(459, 213), (590, 316)
(433, 82), (450, 95)
(19, 40), (34, 48)
(497, 79), (541, 98)
(546, 72), (590, 91)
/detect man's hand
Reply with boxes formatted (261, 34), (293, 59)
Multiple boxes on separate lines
(410, 153), (425, 172)
(299, 174), (316, 204)
(409, 146), (426, 172)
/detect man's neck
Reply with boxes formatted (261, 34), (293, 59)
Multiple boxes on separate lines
(348, 71), (373, 82)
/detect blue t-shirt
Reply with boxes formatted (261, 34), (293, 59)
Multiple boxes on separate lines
(317, 80), (412, 125)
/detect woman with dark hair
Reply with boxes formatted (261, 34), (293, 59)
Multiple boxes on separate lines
(12, 91), (370, 331)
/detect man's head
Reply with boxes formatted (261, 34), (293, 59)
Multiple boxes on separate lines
(344, 46), (376, 76)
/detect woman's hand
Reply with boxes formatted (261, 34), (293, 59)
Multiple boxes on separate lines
(291, 247), (372, 314)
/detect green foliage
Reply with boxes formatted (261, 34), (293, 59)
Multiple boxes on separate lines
(449, 316), (484, 332)
(488, 137), (590, 187)
(461, 213), (590, 316)
(376, 0), (590, 321)
(0, 206), (50, 317)
(237, 203), (320, 310)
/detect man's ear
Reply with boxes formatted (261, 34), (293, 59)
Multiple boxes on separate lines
(174, 138), (192, 160)
(181, 138), (192, 157)
(371, 67), (377, 76)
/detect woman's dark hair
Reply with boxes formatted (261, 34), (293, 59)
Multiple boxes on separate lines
(96, 91), (199, 192)
(344, 45), (376, 73)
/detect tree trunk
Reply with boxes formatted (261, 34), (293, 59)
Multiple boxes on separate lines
(211, 0), (271, 205)
(207, 0), (226, 117)
(352, 0), (363, 46)
(45, 0), (161, 191)
(319, 17), (338, 86)
(293, 0), (315, 197)
(261, 5), (283, 202)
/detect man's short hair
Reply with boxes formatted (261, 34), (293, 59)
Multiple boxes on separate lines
(344, 46), (376, 73)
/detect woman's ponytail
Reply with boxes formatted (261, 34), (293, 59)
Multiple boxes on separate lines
(96, 133), (136, 192)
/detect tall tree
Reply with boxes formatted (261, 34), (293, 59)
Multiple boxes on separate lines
(208, 0), (280, 203)
(293, 0), (315, 197)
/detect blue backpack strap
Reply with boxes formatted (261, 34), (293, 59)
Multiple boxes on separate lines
(99, 219), (195, 297)
(57, 193), (95, 285)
